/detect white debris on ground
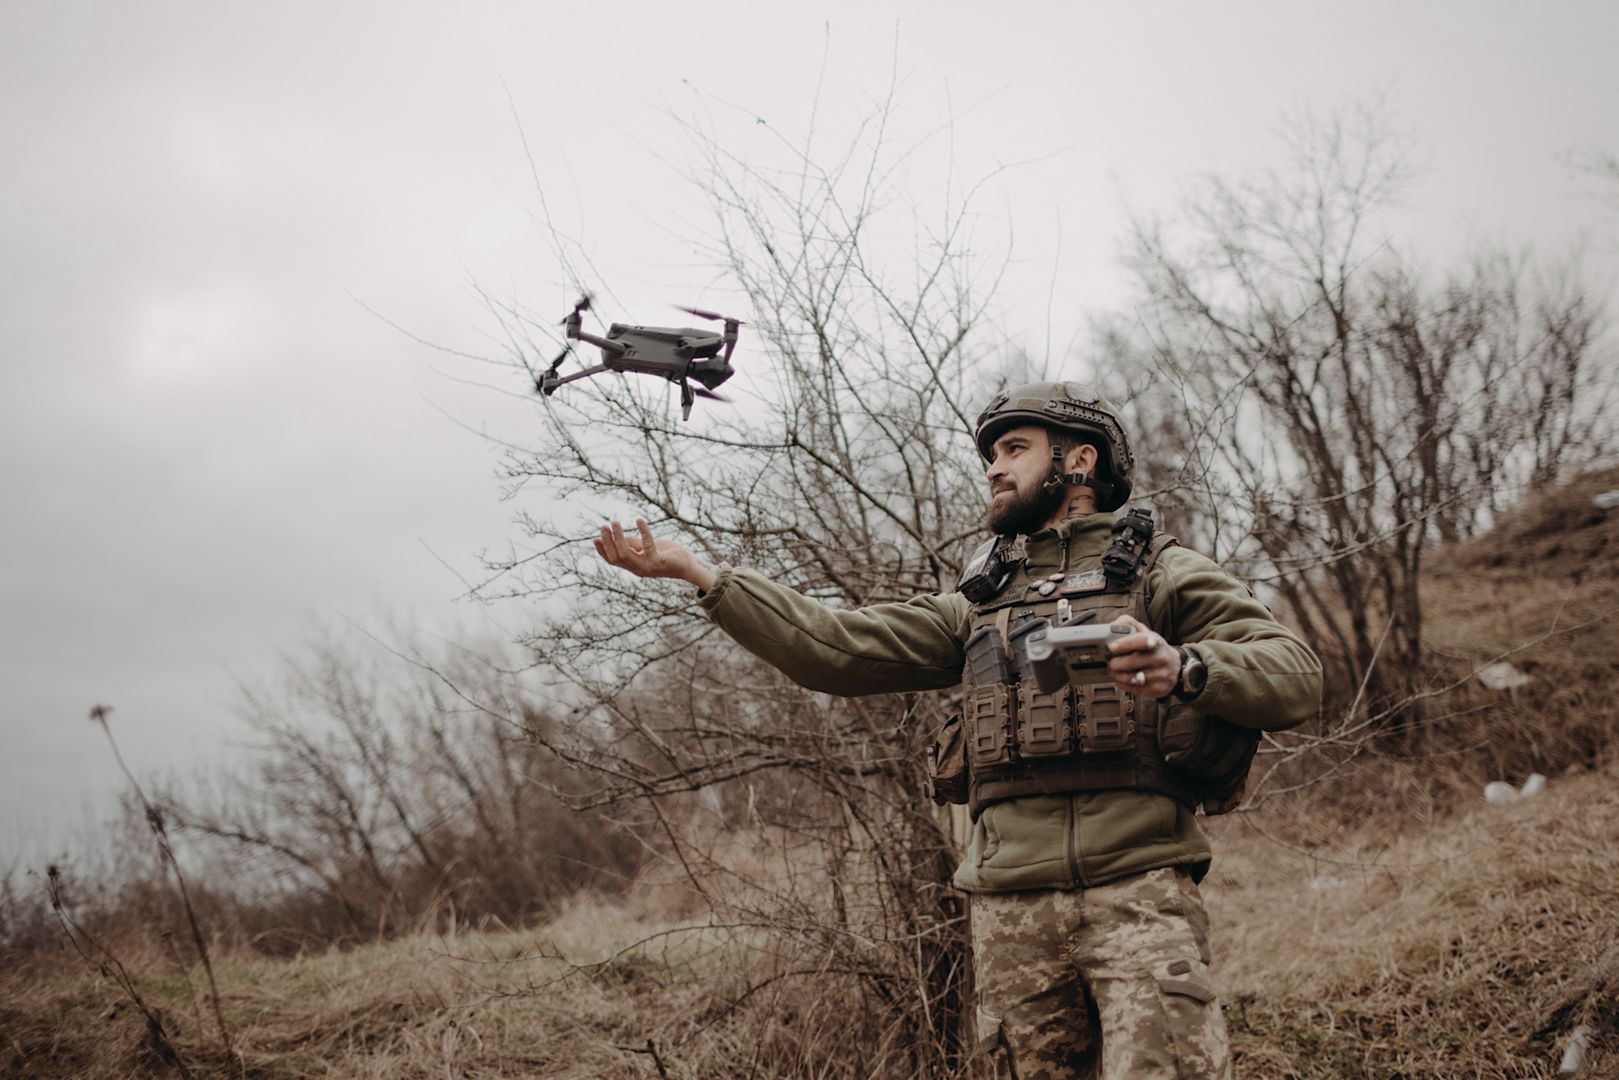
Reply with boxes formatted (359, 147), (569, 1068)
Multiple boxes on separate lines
(1307, 874), (1348, 891)
(1593, 490), (1619, 510)
(1484, 773), (1549, 805)
(1558, 1023), (1592, 1076)
(1477, 661), (1532, 690)
(1484, 781), (1520, 805)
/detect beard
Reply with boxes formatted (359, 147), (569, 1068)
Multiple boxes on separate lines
(985, 476), (1065, 537)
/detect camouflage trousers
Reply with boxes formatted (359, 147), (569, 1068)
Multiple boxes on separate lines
(969, 867), (1230, 1080)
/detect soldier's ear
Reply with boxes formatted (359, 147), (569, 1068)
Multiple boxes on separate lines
(1066, 442), (1099, 475)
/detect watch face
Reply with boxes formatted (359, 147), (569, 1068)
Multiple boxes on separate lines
(1177, 648), (1207, 700)
(1185, 654), (1207, 695)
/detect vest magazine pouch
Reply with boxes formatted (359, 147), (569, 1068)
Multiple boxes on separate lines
(964, 623), (1016, 768)
(968, 684), (1015, 767)
(964, 624), (1012, 686)
(1075, 682), (1134, 752)
(927, 711), (969, 805)
(1016, 682), (1072, 757)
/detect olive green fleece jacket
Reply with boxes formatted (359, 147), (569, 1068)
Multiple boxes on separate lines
(697, 514), (1322, 892)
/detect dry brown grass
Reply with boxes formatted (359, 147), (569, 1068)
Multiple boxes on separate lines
(7, 760), (1616, 1078)
(1207, 757), (1619, 1078)
(2, 874), (736, 1079)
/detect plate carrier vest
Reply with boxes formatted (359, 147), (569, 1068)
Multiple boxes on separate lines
(929, 510), (1257, 819)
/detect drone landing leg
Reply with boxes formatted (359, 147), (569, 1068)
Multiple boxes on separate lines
(680, 381), (695, 421)
(544, 363), (613, 394)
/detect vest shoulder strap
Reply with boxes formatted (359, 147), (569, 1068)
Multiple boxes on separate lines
(1133, 531), (1181, 627)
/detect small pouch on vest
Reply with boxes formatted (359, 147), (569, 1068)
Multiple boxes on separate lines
(927, 712), (969, 805)
(968, 685), (1015, 767)
(1158, 704), (1261, 815)
(1075, 681), (1134, 752)
(1015, 683), (1072, 757)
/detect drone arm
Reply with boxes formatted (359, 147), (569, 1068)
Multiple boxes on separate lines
(543, 363), (613, 393)
(571, 328), (628, 358)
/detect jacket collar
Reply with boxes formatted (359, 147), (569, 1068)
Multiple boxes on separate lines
(1022, 514), (1115, 573)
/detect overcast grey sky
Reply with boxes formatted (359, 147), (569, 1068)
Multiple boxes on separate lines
(4, 1), (1616, 865)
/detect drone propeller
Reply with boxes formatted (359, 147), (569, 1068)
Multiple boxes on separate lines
(559, 293), (593, 325)
(540, 293), (596, 390)
(674, 304), (745, 325)
(676, 379), (737, 419)
(535, 345), (571, 395)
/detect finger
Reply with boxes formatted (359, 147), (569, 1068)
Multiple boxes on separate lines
(597, 525), (621, 562)
(1115, 666), (1169, 696)
(1108, 631), (1159, 656)
(1109, 651), (1157, 674)
(611, 519), (636, 557)
(636, 518), (657, 556)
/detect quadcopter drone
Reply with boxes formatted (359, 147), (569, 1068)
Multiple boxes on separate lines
(536, 294), (743, 420)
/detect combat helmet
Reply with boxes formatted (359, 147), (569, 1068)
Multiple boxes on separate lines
(973, 381), (1134, 511)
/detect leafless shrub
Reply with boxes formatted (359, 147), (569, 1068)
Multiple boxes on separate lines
(149, 629), (651, 952)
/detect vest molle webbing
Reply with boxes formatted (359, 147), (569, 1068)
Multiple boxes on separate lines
(959, 519), (1195, 818)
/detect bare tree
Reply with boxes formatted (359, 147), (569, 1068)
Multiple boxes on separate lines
(1104, 102), (1613, 739)
(471, 90), (1018, 1075)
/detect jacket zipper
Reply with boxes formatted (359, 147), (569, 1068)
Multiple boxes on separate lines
(1066, 794), (1087, 888)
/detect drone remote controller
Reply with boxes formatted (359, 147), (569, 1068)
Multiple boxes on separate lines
(1024, 623), (1132, 694)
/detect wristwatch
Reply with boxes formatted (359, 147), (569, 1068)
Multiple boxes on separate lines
(1170, 646), (1207, 703)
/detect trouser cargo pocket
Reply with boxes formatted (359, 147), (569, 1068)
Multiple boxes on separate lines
(1147, 956), (1230, 1079)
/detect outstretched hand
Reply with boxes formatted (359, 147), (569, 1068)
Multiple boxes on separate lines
(594, 518), (718, 592)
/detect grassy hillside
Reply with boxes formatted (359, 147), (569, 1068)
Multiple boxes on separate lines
(6, 470), (1618, 1078)
(7, 760), (1614, 1078)
(1210, 759), (1619, 1078)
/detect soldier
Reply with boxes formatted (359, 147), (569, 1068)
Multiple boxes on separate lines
(594, 381), (1323, 1079)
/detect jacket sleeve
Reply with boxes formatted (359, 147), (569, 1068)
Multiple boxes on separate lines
(697, 565), (971, 696)
(1148, 547), (1323, 730)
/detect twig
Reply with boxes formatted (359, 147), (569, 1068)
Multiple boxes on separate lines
(89, 705), (240, 1070)
(45, 866), (195, 1079)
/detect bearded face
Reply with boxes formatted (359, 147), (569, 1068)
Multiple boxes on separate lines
(985, 466), (1065, 536)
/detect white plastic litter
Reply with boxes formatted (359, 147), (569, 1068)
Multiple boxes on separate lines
(1485, 773), (1550, 805)
(1483, 781), (1520, 805)
(1477, 661), (1531, 690)
(1308, 875), (1347, 891)
(1558, 1023), (1591, 1076)
(1593, 490), (1619, 510)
